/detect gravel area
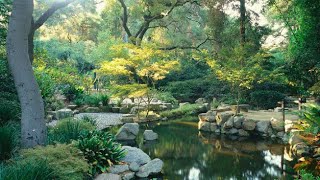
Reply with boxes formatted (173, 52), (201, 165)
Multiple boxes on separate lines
(75, 113), (123, 130)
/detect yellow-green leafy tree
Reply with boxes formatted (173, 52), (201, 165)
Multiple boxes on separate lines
(98, 43), (179, 119)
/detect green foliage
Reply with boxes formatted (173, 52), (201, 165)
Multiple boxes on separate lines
(0, 122), (19, 161)
(19, 144), (89, 180)
(0, 158), (55, 180)
(0, 0), (11, 46)
(300, 103), (320, 134)
(0, 98), (20, 124)
(160, 104), (207, 119)
(61, 85), (85, 102)
(155, 91), (178, 105)
(296, 170), (320, 180)
(48, 118), (95, 144)
(249, 90), (285, 109)
(77, 130), (126, 175)
(34, 70), (56, 99)
(81, 115), (97, 126)
(74, 93), (110, 107)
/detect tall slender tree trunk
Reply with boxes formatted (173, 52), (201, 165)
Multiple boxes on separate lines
(6, 0), (46, 148)
(240, 0), (246, 45)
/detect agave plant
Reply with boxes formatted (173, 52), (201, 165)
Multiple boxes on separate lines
(77, 130), (126, 176)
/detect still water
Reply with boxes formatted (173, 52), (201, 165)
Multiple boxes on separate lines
(135, 121), (296, 180)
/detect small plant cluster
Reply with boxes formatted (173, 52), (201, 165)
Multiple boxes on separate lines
(77, 130), (126, 175)
(160, 104), (207, 119)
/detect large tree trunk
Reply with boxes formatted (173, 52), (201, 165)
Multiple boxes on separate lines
(6, 0), (46, 148)
(240, 0), (246, 45)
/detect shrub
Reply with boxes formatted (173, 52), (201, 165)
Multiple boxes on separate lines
(19, 144), (89, 180)
(296, 170), (320, 180)
(0, 122), (19, 161)
(249, 90), (285, 109)
(61, 85), (84, 102)
(160, 104), (207, 119)
(301, 103), (320, 134)
(34, 70), (56, 99)
(0, 98), (20, 124)
(155, 91), (178, 105)
(77, 130), (126, 175)
(0, 158), (55, 180)
(81, 115), (97, 126)
(48, 118), (95, 144)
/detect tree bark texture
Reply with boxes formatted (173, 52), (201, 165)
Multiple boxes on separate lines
(7, 0), (47, 148)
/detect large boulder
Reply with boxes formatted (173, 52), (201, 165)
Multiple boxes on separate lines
(116, 123), (139, 140)
(223, 117), (234, 129)
(216, 112), (232, 126)
(122, 172), (135, 180)
(210, 123), (218, 132)
(198, 121), (211, 132)
(226, 128), (238, 135)
(129, 162), (140, 172)
(121, 146), (151, 166)
(195, 98), (207, 104)
(292, 142), (310, 157)
(233, 116), (244, 129)
(270, 118), (284, 131)
(56, 108), (73, 119)
(255, 121), (271, 134)
(238, 129), (250, 137)
(136, 158), (164, 178)
(242, 119), (256, 131)
(198, 113), (208, 122)
(95, 173), (121, 180)
(143, 130), (158, 141)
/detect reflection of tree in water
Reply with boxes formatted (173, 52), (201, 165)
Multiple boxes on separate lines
(139, 122), (294, 180)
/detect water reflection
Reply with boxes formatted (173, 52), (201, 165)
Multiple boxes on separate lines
(137, 121), (296, 180)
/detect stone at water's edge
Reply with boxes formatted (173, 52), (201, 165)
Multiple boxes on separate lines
(292, 142), (310, 157)
(56, 108), (73, 119)
(238, 129), (250, 137)
(136, 158), (164, 178)
(223, 117), (234, 129)
(234, 116), (244, 129)
(94, 173), (121, 180)
(116, 123), (139, 140)
(121, 146), (151, 166)
(270, 118), (285, 131)
(256, 121), (271, 134)
(216, 112), (233, 126)
(242, 119), (256, 131)
(198, 121), (211, 131)
(143, 130), (158, 141)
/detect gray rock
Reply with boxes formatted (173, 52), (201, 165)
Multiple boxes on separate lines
(136, 158), (163, 178)
(116, 123), (139, 140)
(238, 129), (250, 137)
(195, 98), (207, 104)
(198, 113), (208, 122)
(95, 173), (121, 180)
(122, 98), (133, 104)
(214, 129), (221, 134)
(129, 162), (140, 172)
(121, 146), (151, 166)
(289, 133), (304, 145)
(109, 164), (129, 174)
(270, 118), (284, 131)
(242, 119), (256, 131)
(223, 117), (234, 129)
(122, 171), (135, 180)
(210, 123), (218, 132)
(206, 111), (217, 122)
(277, 131), (285, 138)
(233, 116), (244, 129)
(67, 104), (77, 110)
(143, 130), (158, 141)
(198, 121), (211, 132)
(226, 128), (238, 135)
(73, 110), (80, 115)
(216, 112), (232, 126)
(255, 121), (270, 134)
(56, 108), (73, 119)
(121, 114), (135, 123)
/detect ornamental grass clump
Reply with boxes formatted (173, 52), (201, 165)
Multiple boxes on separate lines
(77, 130), (126, 176)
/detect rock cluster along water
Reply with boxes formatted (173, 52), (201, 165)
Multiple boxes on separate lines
(95, 146), (164, 180)
(198, 110), (286, 139)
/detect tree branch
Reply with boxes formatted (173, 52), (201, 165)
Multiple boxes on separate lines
(159, 37), (212, 51)
(33, 0), (76, 31)
(118, 0), (132, 37)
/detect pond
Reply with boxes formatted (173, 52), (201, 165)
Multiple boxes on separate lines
(131, 120), (297, 180)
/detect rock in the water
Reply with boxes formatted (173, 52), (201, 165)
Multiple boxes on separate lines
(223, 117), (234, 129)
(210, 123), (218, 132)
(56, 108), (73, 119)
(198, 121), (211, 132)
(238, 129), (250, 137)
(121, 146), (151, 166)
(136, 158), (163, 178)
(95, 173), (121, 180)
(116, 123), (139, 140)
(129, 162), (140, 172)
(216, 112), (232, 126)
(242, 119), (256, 131)
(108, 164), (129, 174)
(206, 111), (217, 122)
(270, 118), (284, 131)
(255, 121), (270, 134)
(226, 128), (238, 135)
(233, 116), (244, 129)
(122, 171), (135, 180)
(143, 130), (158, 141)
